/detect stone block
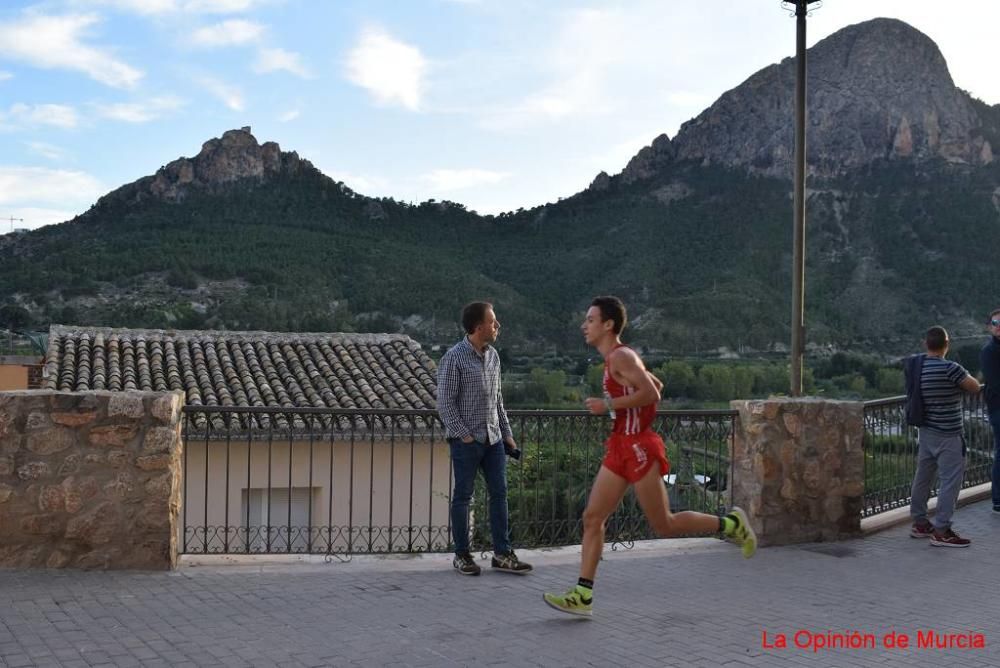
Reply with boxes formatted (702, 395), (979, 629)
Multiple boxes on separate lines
(57, 454), (80, 475)
(142, 426), (177, 454)
(25, 411), (52, 431)
(17, 461), (51, 481)
(144, 475), (172, 502)
(88, 424), (140, 448)
(103, 472), (135, 499)
(782, 412), (802, 437)
(0, 407), (14, 439)
(107, 450), (131, 468)
(38, 484), (65, 512)
(61, 476), (100, 513)
(46, 550), (72, 568)
(135, 454), (171, 471)
(65, 502), (118, 546)
(151, 393), (181, 424)
(51, 410), (98, 428)
(107, 393), (145, 419)
(26, 426), (76, 455)
(20, 513), (61, 535)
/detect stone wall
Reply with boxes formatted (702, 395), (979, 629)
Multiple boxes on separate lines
(0, 390), (183, 569)
(730, 398), (864, 546)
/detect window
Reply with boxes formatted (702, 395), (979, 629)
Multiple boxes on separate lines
(241, 487), (318, 552)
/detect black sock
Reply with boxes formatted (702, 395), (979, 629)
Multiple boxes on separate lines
(577, 577), (594, 590)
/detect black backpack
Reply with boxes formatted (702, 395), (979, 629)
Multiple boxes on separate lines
(903, 353), (926, 427)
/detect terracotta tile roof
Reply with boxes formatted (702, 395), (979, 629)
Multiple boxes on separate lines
(44, 326), (438, 421)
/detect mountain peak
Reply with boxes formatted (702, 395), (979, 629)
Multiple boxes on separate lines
(619, 18), (993, 184)
(92, 127), (316, 209)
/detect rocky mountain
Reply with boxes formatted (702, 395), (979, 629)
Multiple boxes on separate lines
(618, 18), (996, 184)
(99, 127), (315, 206)
(2, 18), (1000, 356)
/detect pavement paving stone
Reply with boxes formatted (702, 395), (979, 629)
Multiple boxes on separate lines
(0, 501), (998, 666)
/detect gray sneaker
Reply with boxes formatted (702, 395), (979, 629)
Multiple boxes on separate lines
(453, 552), (481, 575)
(492, 550), (533, 574)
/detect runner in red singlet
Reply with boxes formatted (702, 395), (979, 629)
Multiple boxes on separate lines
(543, 296), (757, 618)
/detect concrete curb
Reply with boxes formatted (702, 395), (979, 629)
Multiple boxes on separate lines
(860, 482), (992, 535)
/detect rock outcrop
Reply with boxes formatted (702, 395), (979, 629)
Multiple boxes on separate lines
(95, 127), (316, 206)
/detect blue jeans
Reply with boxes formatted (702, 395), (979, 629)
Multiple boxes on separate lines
(990, 411), (1000, 507)
(449, 439), (510, 555)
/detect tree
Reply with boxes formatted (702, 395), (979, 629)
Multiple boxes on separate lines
(0, 304), (31, 330)
(654, 361), (694, 399)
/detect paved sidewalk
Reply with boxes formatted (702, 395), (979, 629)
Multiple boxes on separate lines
(1, 501), (999, 667)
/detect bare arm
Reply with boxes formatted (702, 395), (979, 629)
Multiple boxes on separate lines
(960, 374), (982, 394)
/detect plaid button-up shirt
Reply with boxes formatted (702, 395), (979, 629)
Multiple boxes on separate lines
(436, 337), (512, 444)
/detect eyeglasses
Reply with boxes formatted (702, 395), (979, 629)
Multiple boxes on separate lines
(991, 320), (1000, 327)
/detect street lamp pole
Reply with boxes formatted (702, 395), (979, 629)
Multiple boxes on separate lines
(787, 0), (821, 396)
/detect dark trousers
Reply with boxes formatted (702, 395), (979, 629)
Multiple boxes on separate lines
(990, 411), (1000, 507)
(449, 439), (510, 555)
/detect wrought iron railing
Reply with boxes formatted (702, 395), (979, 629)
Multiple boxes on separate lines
(180, 407), (735, 555)
(862, 392), (994, 517)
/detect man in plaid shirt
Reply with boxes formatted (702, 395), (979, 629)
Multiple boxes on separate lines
(437, 301), (533, 576)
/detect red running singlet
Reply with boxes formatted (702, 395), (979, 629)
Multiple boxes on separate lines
(603, 344), (657, 435)
(601, 344), (669, 483)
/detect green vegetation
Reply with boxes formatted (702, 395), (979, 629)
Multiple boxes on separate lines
(3, 156), (999, 357)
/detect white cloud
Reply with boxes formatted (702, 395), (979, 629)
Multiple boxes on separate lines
(25, 141), (69, 161)
(254, 47), (310, 77)
(80, 0), (267, 14)
(93, 95), (184, 122)
(278, 109), (300, 122)
(479, 4), (744, 133)
(197, 76), (245, 111)
(77, 0), (179, 14)
(3, 103), (79, 129)
(0, 167), (104, 229)
(0, 13), (143, 88)
(345, 27), (427, 111)
(420, 168), (509, 192)
(182, 0), (267, 12)
(0, 71), (12, 81)
(191, 19), (264, 47)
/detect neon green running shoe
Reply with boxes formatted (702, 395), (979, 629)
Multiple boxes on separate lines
(726, 506), (757, 559)
(543, 586), (593, 618)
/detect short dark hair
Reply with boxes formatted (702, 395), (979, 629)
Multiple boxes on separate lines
(461, 301), (493, 334)
(925, 326), (949, 351)
(591, 296), (627, 334)
(988, 308), (1000, 323)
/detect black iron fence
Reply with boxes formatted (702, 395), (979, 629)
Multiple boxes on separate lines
(862, 392), (994, 517)
(180, 407), (735, 555)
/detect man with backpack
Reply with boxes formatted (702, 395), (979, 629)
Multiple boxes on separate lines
(906, 326), (981, 547)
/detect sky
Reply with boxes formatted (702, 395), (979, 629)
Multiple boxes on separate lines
(1, 0), (999, 232)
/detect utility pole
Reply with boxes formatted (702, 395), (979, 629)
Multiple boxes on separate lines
(783, 0), (821, 396)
